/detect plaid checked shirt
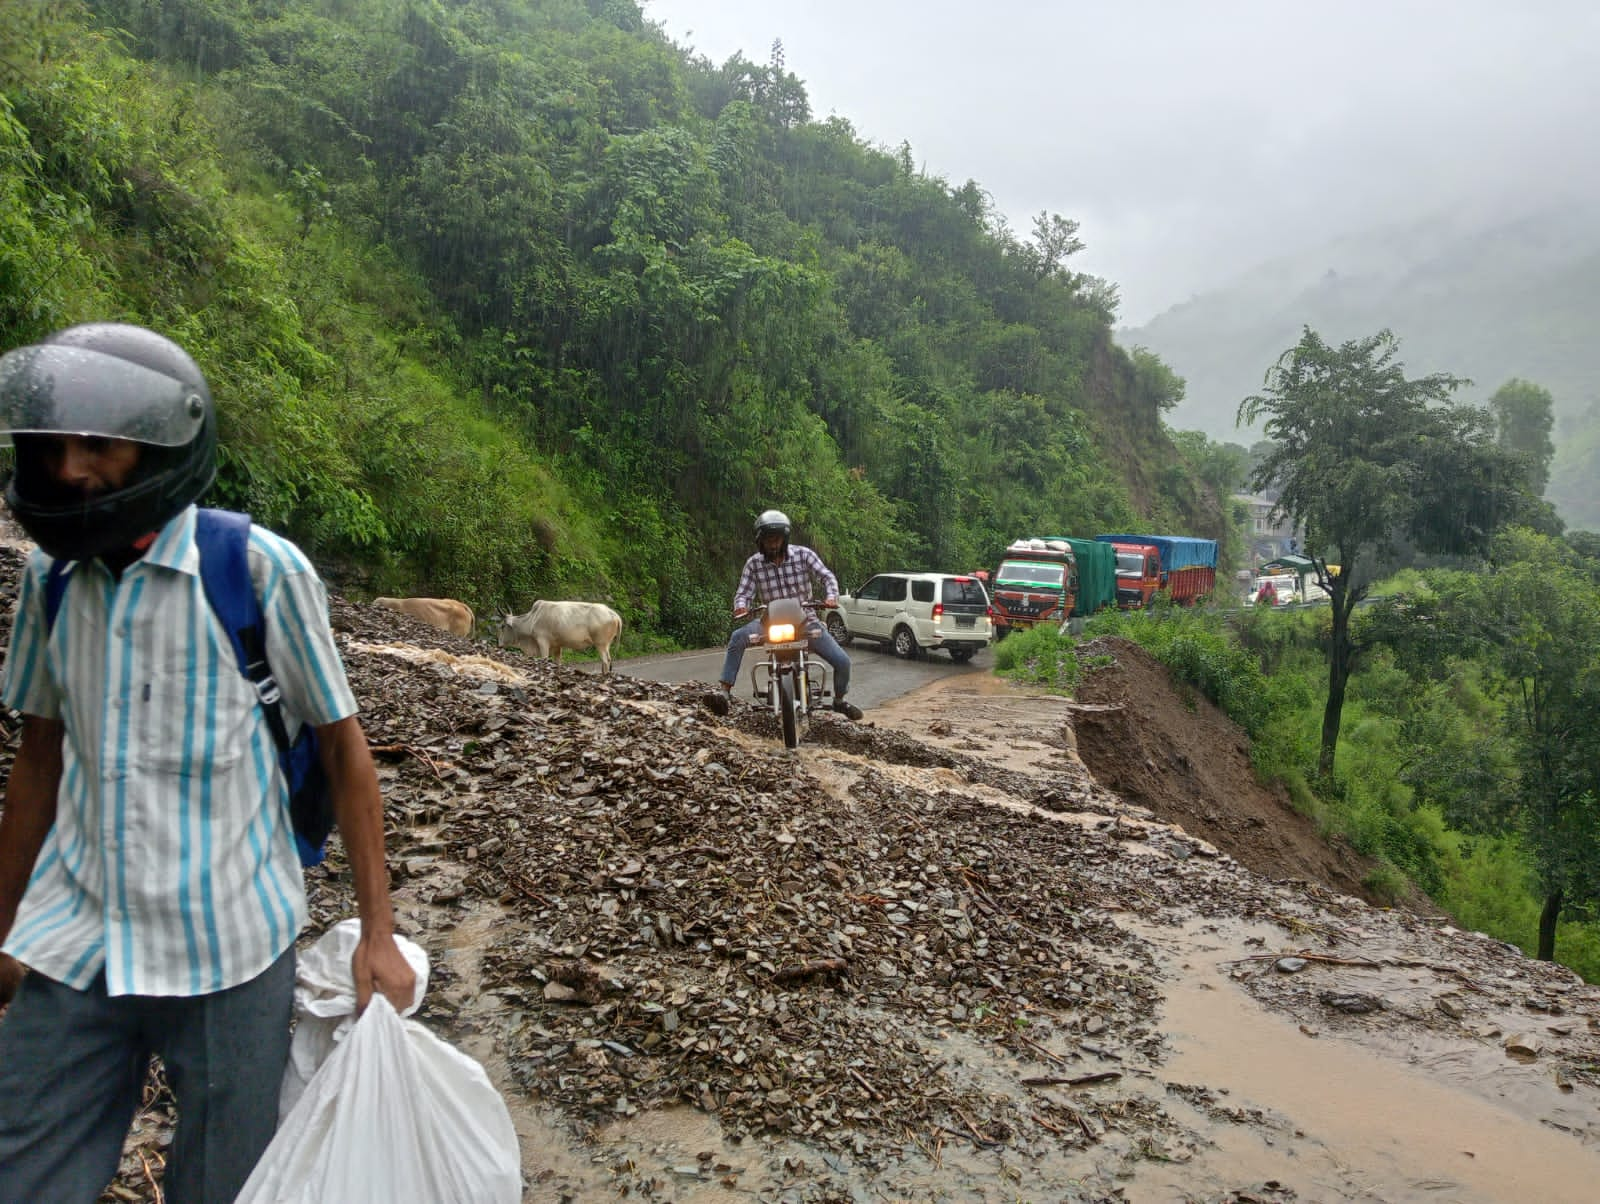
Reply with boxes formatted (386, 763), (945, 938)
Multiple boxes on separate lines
(732, 545), (840, 613)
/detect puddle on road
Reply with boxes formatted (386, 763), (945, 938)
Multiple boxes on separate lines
(1124, 914), (1600, 1203)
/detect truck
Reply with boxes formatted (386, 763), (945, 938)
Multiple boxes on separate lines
(1042, 536), (1117, 617)
(989, 539), (1077, 636)
(1094, 534), (1218, 608)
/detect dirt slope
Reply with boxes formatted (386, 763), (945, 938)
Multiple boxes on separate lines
(1068, 635), (1383, 905)
(0, 545), (1596, 1203)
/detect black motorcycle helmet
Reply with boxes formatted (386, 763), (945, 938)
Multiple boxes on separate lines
(0, 323), (217, 560)
(754, 508), (791, 562)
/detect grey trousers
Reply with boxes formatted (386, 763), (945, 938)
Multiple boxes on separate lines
(0, 945), (295, 1204)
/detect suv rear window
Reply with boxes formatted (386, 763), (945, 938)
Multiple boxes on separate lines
(941, 578), (987, 606)
(911, 580), (934, 604)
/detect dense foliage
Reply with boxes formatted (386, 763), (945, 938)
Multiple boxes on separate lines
(1394, 530), (1600, 960)
(0, 0), (1227, 645)
(1086, 557), (1600, 980)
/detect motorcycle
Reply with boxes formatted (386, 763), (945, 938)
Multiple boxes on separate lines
(745, 597), (833, 749)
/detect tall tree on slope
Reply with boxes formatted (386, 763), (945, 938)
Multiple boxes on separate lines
(1425, 529), (1600, 961)
(1238, 327), (1521, 779)
(1488, 377), (1556, 498)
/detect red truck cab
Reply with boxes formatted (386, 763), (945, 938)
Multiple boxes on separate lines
(1110, 542), (1162, 609)
(1097, 534), (1220, 609)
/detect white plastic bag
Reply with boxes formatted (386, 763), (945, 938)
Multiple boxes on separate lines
(277, 918), (431, 1119)
(235, 922), (522, 1204)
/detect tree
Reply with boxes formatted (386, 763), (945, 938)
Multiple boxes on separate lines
(1422, 530), (1600, 960)
(1130, 346), (1184, 413)
(1027, 211), (1084, 280)
(1238, 328), (1520, 778)
(1489, 378), (1555, 497)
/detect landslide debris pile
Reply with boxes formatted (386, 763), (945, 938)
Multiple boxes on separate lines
(324, 590), (1185, 1157)
(4, 543), (1600, 1202)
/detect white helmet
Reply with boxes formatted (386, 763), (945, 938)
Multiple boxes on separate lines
(754, 509), (791, 559)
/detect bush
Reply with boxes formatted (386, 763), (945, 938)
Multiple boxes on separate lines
(992, 625), (1080, 693)
(660, 579), (731, 650)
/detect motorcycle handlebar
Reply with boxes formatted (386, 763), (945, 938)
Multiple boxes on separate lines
(737, 599), (837, 620)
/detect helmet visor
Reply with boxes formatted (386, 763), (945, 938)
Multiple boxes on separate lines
(0, 344), (207, 447)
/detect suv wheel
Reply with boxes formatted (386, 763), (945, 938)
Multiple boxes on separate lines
(892, 625), (919, 659)
(825, 612), (851, 646)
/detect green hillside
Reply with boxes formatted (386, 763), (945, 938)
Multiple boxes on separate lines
(0, 0), (1229, 647)
(1123, 204), (1600, 530)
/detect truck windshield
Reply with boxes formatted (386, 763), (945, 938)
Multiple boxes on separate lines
(996, 561), (1064, 588)
(1115, 553), (1145, 574)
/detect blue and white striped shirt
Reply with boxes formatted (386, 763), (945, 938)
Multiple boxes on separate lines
(1, 506), (357, 997)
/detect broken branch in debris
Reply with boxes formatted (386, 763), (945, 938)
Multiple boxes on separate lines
(1020, 1071), (1122, 1089)
(771, 957), (849, 984)
(368, 742), (448, 781)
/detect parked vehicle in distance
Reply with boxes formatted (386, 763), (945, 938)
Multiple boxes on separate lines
(990, 540), (1076, 637)
(828, 572), (993, 662)
(1094, 534), (1219, 608)
(1249, 573), (1298, 607)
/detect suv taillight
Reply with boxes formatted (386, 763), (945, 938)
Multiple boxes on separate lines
(932, 602), (944, 619)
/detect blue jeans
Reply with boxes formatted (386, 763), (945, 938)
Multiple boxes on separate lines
(721, 614), (851, 700)
(0, 944), (295, 1204)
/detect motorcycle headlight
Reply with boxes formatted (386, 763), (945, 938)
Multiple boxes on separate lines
(766, 622), (797, 643)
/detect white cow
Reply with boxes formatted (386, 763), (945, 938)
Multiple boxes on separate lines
(373, 596), (475, 637)
(498, 600), (623, 674)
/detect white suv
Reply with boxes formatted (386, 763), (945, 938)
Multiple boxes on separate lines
(827, 572), (993, 662)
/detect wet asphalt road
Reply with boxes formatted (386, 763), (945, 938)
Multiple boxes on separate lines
(611, 637), (993, 710)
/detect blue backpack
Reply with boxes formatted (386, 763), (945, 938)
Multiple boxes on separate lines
(42, 508), (335, 867)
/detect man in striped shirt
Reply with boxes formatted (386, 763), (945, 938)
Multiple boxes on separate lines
(710, 508), (861, 719)
(0, 324), (415, 1202)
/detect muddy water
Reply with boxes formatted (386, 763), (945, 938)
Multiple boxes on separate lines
(403, 681), (1600, 1202)
(1125, 915), (1600, 1203)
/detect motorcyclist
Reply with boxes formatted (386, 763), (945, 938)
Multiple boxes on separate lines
(707, 509), (861, 719)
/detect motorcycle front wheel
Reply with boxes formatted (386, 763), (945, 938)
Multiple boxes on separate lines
(779, 673), (800, 749)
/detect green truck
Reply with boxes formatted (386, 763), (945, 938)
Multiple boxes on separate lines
(989, 536), (1117, 637)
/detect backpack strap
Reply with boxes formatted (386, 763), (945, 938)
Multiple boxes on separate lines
(193, 509), (294, 757)
(42, 559), (74, 634)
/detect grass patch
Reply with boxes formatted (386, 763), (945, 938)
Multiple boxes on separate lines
(992, 625), (1080, 694)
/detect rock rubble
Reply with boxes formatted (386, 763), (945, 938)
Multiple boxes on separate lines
(1, 546), (1598, 1201)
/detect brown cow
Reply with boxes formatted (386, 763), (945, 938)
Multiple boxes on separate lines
(373, 596), (475, 637)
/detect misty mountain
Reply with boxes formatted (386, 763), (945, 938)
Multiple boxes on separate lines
(1121, 202), (1600, 529)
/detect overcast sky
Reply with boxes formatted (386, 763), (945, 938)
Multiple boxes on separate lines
(643, 1), (1600, 325)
